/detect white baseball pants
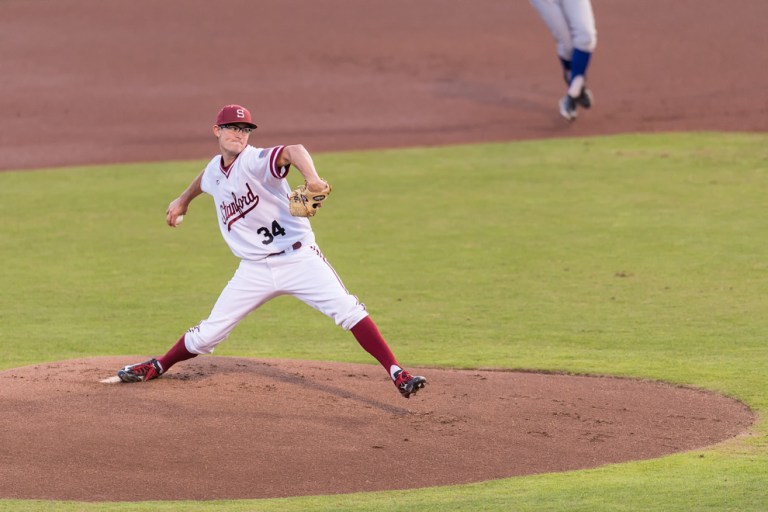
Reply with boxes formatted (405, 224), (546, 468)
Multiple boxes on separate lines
(529, 0), (597, 58)
(184, 243), (368, 355)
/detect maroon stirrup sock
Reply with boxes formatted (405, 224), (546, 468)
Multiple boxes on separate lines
(157, 334), (198, 373)
(350, 316), (399, 371)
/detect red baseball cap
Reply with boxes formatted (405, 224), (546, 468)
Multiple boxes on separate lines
(215, 104), (257, 128)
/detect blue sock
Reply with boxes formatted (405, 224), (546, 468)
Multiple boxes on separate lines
(570, 49), (592, 84)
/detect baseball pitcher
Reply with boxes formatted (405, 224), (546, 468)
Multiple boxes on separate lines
(116, 104), (426, 399)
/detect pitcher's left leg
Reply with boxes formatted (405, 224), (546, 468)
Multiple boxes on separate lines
(281, 245), (426, 397)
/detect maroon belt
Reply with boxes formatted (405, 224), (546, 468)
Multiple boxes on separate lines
(267, 241), (302, 257)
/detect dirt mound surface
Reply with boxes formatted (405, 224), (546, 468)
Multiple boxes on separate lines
(0, 357), (753, 501)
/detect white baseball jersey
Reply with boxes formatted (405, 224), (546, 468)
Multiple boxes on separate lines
(200, 145), (314, 260)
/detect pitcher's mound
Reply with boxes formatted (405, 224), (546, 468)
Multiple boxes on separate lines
(0, 356), (754, 501)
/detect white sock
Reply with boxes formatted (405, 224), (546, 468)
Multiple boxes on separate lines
(389, 365), (402, 381)
(568, 75), (585, 98)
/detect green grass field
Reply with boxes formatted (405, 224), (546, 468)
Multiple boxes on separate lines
(1, 132), (766, 511)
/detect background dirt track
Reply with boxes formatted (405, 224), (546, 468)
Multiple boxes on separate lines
(1, 0), (766, 172)
(1, 0), (766, 502)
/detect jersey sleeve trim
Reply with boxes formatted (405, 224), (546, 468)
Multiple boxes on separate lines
(269, 145), (290, 179)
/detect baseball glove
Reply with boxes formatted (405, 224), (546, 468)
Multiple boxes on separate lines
(288, 179), (332, 217)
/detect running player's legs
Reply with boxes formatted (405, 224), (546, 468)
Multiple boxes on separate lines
(529, 0), (574, 60)
(560, 0), (596, 98)
(561, 0), (596, 52)
(185, 260), (280, 354)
